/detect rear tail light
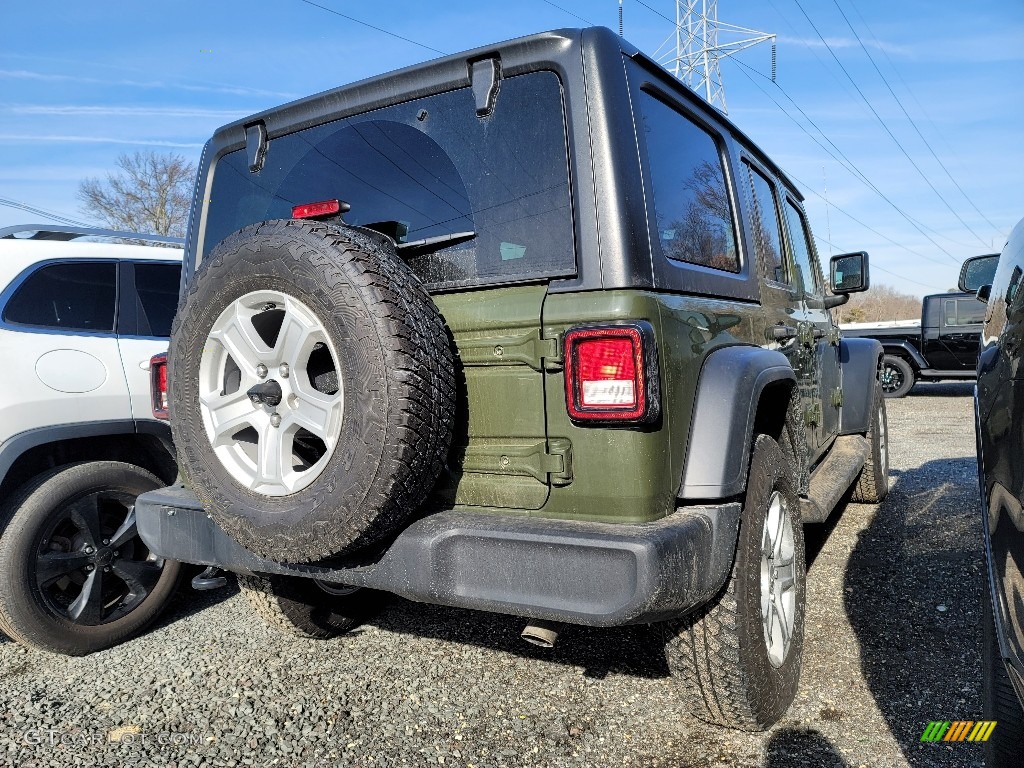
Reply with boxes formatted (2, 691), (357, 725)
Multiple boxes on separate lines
(563, 322), (660, 425)
(151, 353), (169, 420)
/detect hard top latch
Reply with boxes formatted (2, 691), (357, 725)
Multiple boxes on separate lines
(469, 56), (501, 117)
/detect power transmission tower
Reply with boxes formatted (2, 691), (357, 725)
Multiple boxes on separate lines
(671, 1), (775, 114)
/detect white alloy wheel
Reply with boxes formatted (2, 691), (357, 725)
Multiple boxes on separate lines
(199, 290), (343, 496)
(760, 490), (797, 668)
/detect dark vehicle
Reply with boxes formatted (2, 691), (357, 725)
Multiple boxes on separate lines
(136, 27), (889, 730)
(970, 224), (1024, 766)
(841, 286), (990, 398)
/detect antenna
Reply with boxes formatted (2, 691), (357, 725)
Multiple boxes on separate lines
(671, 1), (775, 114)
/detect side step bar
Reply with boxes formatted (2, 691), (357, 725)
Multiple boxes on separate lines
(800, 435), (870, 523)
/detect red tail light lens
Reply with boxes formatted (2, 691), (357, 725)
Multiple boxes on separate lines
(151, 353), (169, 420)
(563, 323), (660, 424)
(292, 199), (342, 219)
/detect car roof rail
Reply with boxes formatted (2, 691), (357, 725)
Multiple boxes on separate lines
(0, 223), (184, 246)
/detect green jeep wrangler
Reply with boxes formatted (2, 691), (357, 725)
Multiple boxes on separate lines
(137, 26), (888, 730)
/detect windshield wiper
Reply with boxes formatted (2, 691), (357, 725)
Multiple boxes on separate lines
(395, 231), (476, 255)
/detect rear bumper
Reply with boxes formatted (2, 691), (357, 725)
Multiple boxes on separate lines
(136, 486), (741, 627)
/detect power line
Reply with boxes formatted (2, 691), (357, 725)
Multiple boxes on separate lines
(0, 197), (92, 227)
(538, 0), (595, 25)
(294, 0), (448, 56)
(811, 233), (945, 291)
(791, 0), (991, 249)
(728, 57), (959, 264)
(832, 0), (1003, 236)
(633, 0), (962, 261)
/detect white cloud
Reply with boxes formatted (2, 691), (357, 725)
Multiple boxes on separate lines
(0, 68), (296, 99)
(11, 105), (255, 119)
(776, 34), (910, 56)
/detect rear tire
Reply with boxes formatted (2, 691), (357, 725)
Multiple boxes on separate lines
(237, 573), (385, 639)
(665, 435), (806, 730)
(0, 462), (181, 655)
(880, 354), (914, 398)
(852, 381), (889, 503)
(983, 587), (1024, 766)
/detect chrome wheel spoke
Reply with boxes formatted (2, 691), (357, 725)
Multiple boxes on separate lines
(212, 310), (273, 369)
(256, 422), (288, 488)
(275, 305), (318, 366)
(204, 389), (258, 445)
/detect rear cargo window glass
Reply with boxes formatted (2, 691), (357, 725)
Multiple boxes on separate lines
(3, 261), (116, 332)
(745, 164), (786, 284)
(204, 72), (574, 290)
(944, 298), (986, 326)
(132, 262), (181, 337)
(637, 92), (739, 272)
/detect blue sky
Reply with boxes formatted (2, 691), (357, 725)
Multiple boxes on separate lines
(1, 0), (1021, 296)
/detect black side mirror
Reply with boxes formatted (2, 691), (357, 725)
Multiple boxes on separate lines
(830, 252), (870, 295)
(976, 284), (992, 304)
(959, 254), (1000, 293)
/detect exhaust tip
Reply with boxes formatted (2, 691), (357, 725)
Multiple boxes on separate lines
(521, 620), (559, 648)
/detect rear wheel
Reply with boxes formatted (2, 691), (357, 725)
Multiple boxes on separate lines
(665, 435), (806, 730)
(880, 354), (914, 398)
(237, 573), (385, 639)
(0, 462), (180, 655)
(983, 587), (1024, 766)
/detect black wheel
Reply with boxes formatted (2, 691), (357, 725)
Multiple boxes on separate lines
(879, 354), (914, 398)
(983, 587), (1024, 766)
(852, 381), (889, 503)
(237, 573), (386, 639)
(666, 435), (806, 730)
(169, 219), (456, 562)
(0, 462), (181, 655)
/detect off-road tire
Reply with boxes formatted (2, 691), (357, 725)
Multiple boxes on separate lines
(169, 219), (456, 562)
(237, 573), (384, 639)
(666, 435), (806, 731)
(0, 462), (181, 655)
(880, 354), (914, 399)
(983, 587), (1024, 766)
(852, 381), (889, 503)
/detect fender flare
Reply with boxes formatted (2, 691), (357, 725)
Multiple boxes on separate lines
(678, 346), (796, 499)
(0, 420), (171, 488)
(839, 338), (884, 435)
(879, 339), (928, 371)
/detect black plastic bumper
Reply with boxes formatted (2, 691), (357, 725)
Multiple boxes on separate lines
(136, 486), (741, 627)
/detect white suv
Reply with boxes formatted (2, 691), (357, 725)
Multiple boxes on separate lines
(0, 224), (184, 654)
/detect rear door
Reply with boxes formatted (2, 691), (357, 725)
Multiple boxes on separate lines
(941, 296), (986, 368)
(115, 261), (182, 421)
(742, 159), (820, 451)
(0, 260), (131, 438)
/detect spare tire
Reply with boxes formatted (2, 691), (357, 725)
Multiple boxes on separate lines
(168, 219), (455, 562)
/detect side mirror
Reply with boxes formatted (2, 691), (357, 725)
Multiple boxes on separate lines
(959, 254), (1000, 293)
(830, 252), (870, 294)
(976, 284), (992, 304)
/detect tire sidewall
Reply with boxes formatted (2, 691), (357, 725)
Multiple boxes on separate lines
(0, 463), (181, 655)
(734, 436), (806, 725)
(171, 223), (400, 557)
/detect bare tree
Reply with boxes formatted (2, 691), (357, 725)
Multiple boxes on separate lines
(832, 283), (923, 324)
(78, 151), (196, 237)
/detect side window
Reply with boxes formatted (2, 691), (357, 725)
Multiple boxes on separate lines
(745, 164), (786, 284)
(944, 298), (986, 327)
(783, 199), (821, 296)
(3, 262), (116, 332)
(637, 91), (740, 273)
(131, 263), (181, 338)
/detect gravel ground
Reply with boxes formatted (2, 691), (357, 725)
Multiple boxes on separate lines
(0, 381), (988, 768)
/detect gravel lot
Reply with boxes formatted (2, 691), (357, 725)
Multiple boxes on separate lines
(0, 381), (988, 768)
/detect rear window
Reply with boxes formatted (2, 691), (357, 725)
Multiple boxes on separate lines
(3, 261), (116, 332)
(943, 298), (986, 327)
(204, 71), (575, 290)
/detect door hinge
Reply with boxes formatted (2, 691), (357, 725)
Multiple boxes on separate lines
(455, 438), (573, 486)
(829, 326), (841, 346)
(804, 402), (822, 427)
(831, 387), (844, 408)
(457, 329), (562, 372)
